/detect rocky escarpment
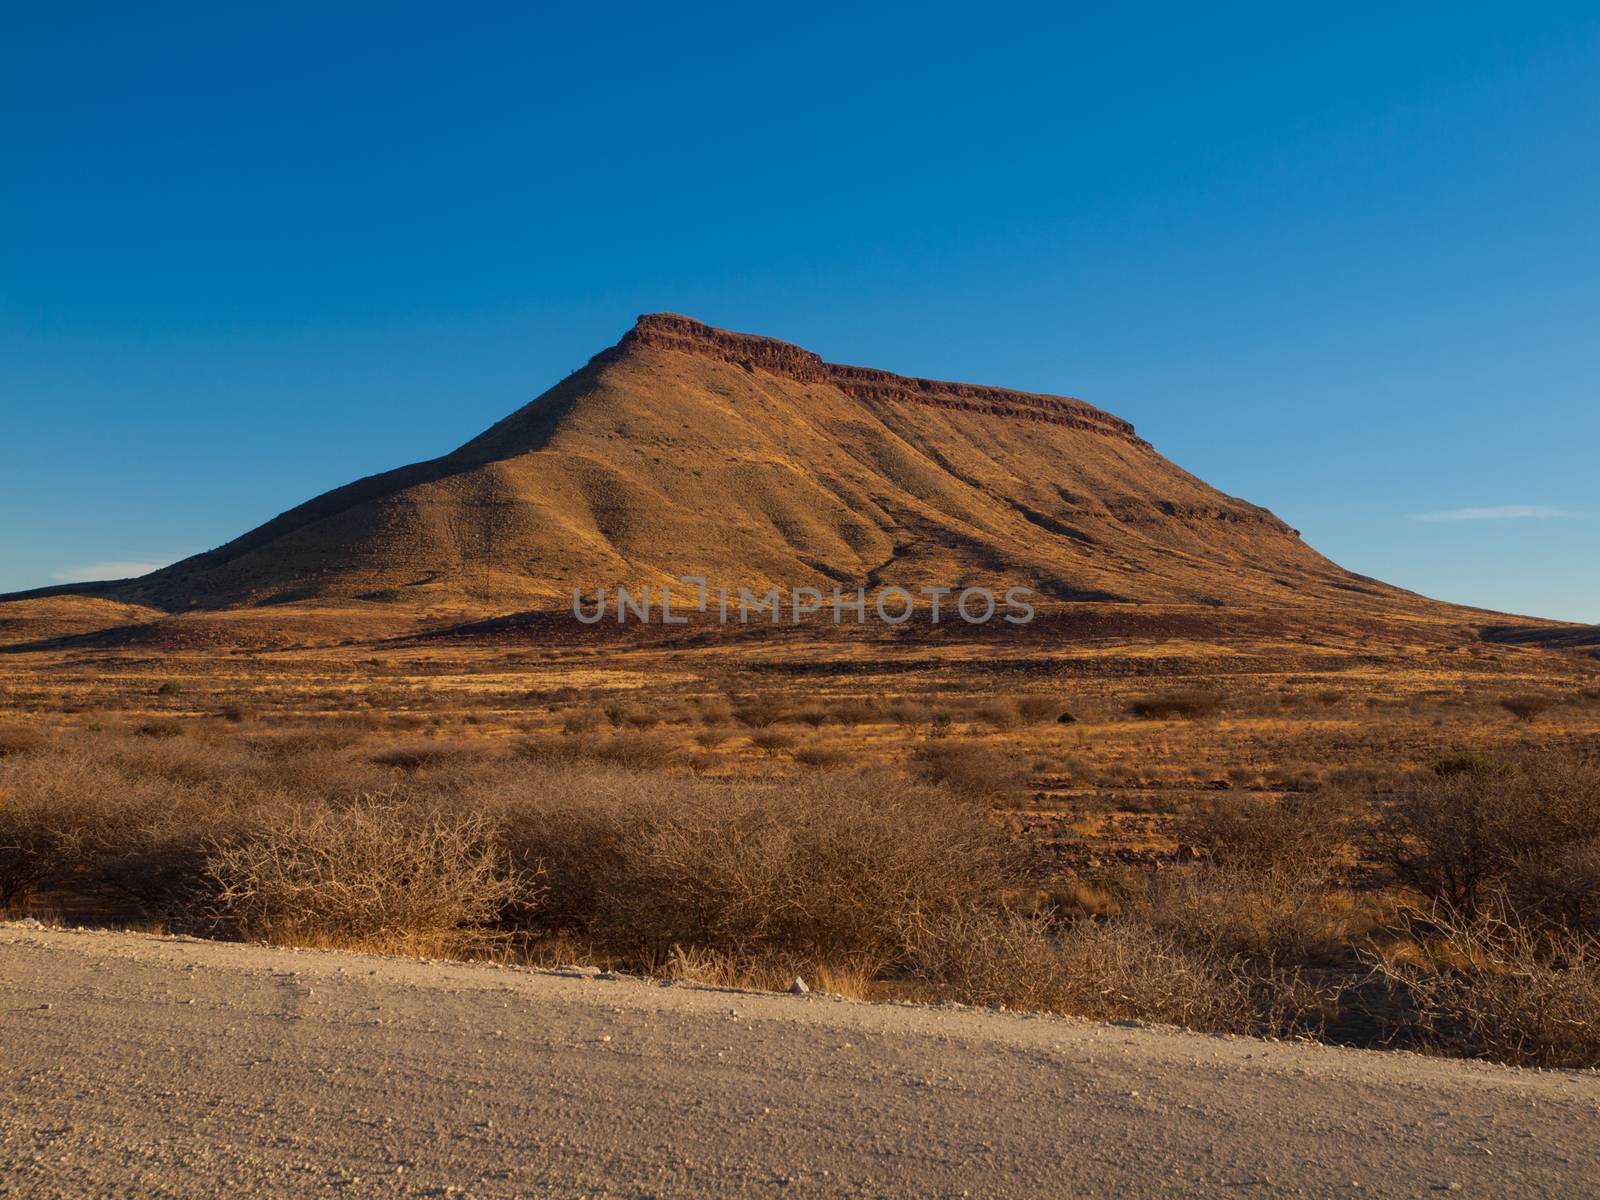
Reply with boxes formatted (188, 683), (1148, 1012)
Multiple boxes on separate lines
(610, 313), (1147, 444)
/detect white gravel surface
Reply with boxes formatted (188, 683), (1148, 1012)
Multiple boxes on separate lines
(3, 923), (1597, 1198)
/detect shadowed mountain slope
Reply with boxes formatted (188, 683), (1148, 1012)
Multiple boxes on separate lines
(10, 315), (1463, 621)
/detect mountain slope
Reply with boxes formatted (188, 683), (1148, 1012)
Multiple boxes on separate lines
(30, 314), (1441, 618)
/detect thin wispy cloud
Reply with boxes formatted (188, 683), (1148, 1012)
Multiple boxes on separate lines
(50, 560), (171, 583)
(1410, 505), (1571, 523)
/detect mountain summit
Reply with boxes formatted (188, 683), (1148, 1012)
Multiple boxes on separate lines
(56, 314), (1428, 618)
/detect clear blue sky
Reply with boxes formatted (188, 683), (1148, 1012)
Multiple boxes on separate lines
(3, 3), (1597, 621)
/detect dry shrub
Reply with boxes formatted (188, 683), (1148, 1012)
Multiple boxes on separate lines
(887, 700), (933, 727)
(1182, 791), (1349, 878)
(910, 741), (1027, 803)
(659, 944), (875, 998)
(561, 708), (602, 735)
(695, 699), (734, 725)
(206, 797), (533, 955)
(0, 741), (264, 912)
(370, 741), (494, 772)
(1514, 840), (1600, 934)
(489, 768), (1004, 970)
(1326, 763), (1407, 792)
(133, 719), (186, 740)
(1368, 900), (1600, 1068)
(588, 732), (678, 770)
(1015, 696), (1064, 725)
(1376, 752), (1600, 920)
(519, 731), (678, 771)
(1126, 691), (1224, 720)
(748, 730), (797, 754)
(1428, 751), (1513, 778)
(1005, 882), (1121, 920)
(902, 909), (1265, 1032)
(793, 746), (850, 770)
(733, 698), (788, 728)
(975, 700), (1019, 729)
(826, 699), (878, 726)
(1500, 695), (1556, 723)
(1131, 863), (1346, 966)
(692, 729), (730, 750)
(0, 725), (48, 759)
(792, 706), (830, 728)
(249, 720), (374, 757)
(516, 734), (590, 767)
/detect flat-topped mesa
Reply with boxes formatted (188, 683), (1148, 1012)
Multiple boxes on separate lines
(615, 313), (1146, 443)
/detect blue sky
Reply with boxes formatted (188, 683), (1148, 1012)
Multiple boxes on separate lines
(3, 3), (1596, 620)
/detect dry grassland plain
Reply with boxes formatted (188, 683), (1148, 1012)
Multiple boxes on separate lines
(4, 603), (1599, 1068)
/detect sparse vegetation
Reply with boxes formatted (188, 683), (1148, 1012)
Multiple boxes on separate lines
(1127, 691), (1224, 720)
(1374, 751), (1600, 920)
(748, 729), (798, 754)
(1500, 695), (1556, 722)
(794, 745), (849, 769)
(1015, 696), (1063, 725)
(4, 630), (1600, 1069)
(0, 724), (48, 759)
(910, 740), (1027, 802)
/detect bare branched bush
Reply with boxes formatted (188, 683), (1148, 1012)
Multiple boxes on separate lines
(749, 730), (797, 754)
(484, 768), (1004, 971)
(1367, 899), (1600, 1068)
(1130, 863), (1346, 966)
(518, 731), (678, 771)
(133, 719), (186, 740)
(733, 698), (789, 729)
(588, 732), (679, 770)
(910, 741), (1027, 803)
(0, 741), (263, 912)
(1500, 695), (1556, 723)
(887, 700), (932, 727)
(1375, 752), (1600, 920)
(207, 798), (534, 955)
(695, 699), (734, 725)
(371, 742), (495, 772)
(825, 699), (878, 726)
(901, 909), (1278, 1034)
(1182, 791), (1349, 879)
(1428, 751), (1513, 778)
(1513, 840), (1600, 934)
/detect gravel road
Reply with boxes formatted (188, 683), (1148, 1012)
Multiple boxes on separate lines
(3, 923), (1597, 1198)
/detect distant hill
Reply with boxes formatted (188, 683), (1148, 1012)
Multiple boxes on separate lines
(7, 314), (1471, 624)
